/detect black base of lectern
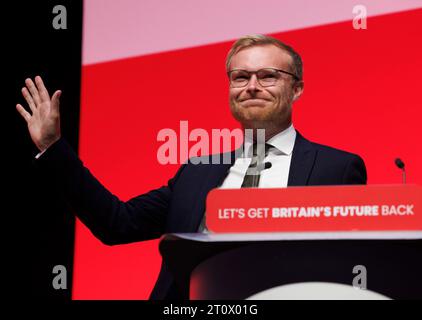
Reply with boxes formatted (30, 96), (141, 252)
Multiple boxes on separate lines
(159, 232), (422, 299)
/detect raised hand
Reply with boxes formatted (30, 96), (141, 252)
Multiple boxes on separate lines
(16, 76), (62, 152)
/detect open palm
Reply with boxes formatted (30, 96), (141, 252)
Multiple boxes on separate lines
(16, 76), (62, 152)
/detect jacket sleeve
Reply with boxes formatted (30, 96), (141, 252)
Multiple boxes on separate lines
(342, 154), (367, 185)
(33, 138), (185, 245)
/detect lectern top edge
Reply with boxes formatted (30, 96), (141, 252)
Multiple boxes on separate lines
(162, 230), (422, 243)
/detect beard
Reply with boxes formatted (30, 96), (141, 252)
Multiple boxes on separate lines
(230, 98), (293, 131)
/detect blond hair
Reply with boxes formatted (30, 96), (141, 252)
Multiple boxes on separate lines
(226, 34), (303, 80)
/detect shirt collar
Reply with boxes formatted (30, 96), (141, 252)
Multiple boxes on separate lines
(243, 124), (296, 157)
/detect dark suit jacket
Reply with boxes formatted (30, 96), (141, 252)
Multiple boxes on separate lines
(34, 131), (367, 300)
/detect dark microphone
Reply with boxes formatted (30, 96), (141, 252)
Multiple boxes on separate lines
(264, 162), (272, 170)
(256, 162), (272, 172)
(395, 158), (404, 169)
(394, 158), (406, 184)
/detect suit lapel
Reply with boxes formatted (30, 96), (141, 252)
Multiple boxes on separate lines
(288, 131), (317, 186)
(189, 150), (238, 231)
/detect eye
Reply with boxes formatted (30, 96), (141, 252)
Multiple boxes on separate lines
(259, 71), (277, 79)
(232, 73), (249, 81)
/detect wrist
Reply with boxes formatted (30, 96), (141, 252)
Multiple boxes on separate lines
(37, 135), (61, 153)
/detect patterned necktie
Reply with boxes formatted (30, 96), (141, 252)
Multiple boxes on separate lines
(241, 142), (273, 188)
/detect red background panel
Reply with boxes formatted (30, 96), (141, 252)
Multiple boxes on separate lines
(74, 9), (422, 299)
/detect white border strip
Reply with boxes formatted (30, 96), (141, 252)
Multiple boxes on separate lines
(83, 0), (422, 65)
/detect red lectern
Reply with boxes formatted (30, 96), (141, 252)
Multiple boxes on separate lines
(159, 185), (422, 299)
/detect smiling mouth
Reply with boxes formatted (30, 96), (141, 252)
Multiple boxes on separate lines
(241, 98), (267, 102)
(240, 98), (268, 106)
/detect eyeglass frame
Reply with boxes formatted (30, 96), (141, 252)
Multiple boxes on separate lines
(227, 67), (300, 88)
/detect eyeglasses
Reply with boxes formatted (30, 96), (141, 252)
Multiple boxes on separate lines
(227, 68), (299, 88)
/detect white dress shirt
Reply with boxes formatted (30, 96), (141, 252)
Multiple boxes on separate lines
(219, 124), (296, 189)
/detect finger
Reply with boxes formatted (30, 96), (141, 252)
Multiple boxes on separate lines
(35, 75), (50, 102)
(51, 90), (62, 114)
(22, 87), (37, 113)
(16, 104), (31, 123)
(25, 78), (41, 106)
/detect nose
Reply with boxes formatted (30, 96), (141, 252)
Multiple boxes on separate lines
(245, 74), (261, 93)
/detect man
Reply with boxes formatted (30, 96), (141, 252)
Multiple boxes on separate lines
(16, 34), (366, 300)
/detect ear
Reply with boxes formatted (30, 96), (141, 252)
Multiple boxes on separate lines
(292, 80), (304, 102)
